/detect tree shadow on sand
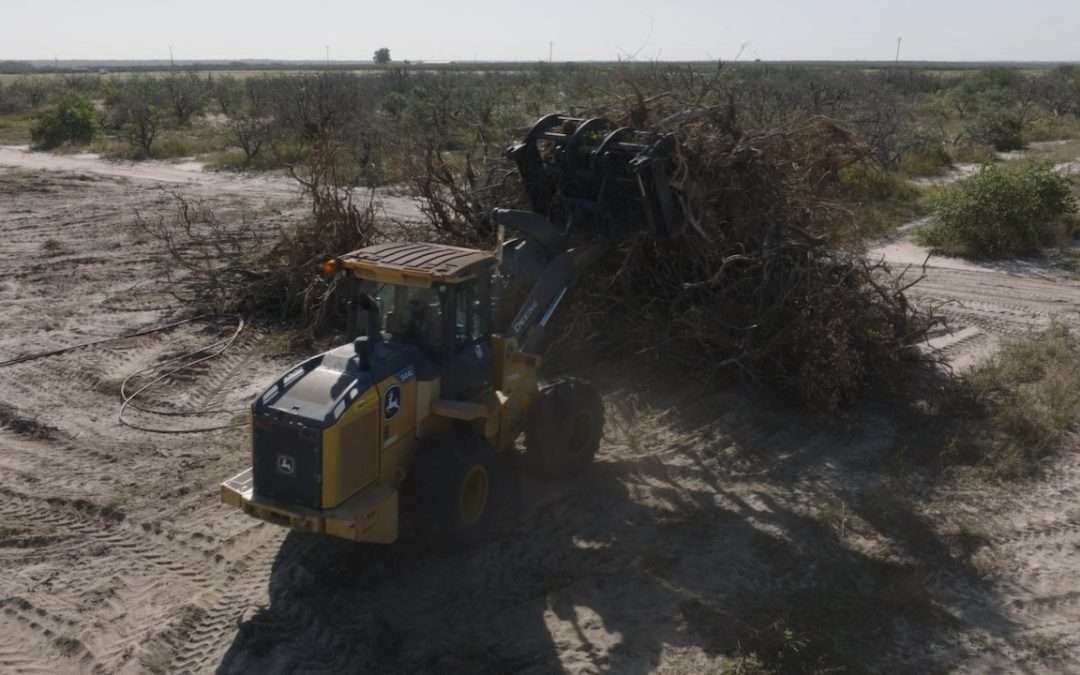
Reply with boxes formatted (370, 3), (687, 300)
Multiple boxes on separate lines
(217, 380), (1019, 674)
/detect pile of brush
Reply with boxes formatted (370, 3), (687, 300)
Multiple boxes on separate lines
(404, 82), (945, 411)
(547, 105), (943, 412)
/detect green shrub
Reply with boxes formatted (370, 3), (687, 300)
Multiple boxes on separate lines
(964, 111), (1025, 152)
(916, 162), (1077, 258)
(30, 93), (97, 150)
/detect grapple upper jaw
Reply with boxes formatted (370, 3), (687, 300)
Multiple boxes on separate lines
(504, 114), (684, 250)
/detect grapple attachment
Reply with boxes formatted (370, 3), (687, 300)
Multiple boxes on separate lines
(502, 114), (684, 246)
(495, 114), (686, 352)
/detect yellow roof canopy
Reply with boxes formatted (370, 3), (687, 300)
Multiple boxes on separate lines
(340, 242), (495, 287)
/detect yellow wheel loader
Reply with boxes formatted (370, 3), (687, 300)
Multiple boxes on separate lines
(221, 114), (684, 543)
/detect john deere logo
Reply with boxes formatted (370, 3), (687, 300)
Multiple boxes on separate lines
(276, 454), (296, 476)
(384, 385), (401, 420)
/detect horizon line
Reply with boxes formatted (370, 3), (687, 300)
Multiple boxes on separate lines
(3, 58), (1080, 66)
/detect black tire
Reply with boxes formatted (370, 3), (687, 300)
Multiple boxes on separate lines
(413, 430), (497, 542)
(524, 378), (603, 479)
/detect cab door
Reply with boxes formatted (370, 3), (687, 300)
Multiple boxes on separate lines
(442, 277), (495, 400)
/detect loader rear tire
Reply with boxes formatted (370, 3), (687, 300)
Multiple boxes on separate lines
(414, 430), (497, 542)
(524, 378), (603, 479)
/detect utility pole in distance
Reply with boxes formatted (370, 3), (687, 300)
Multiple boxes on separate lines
(895, 36), (903, 64)
(549, 41), (553, 63)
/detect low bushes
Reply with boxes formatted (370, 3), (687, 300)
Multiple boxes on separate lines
(30, 93), (97, 150)
(916, 162), (1076, 258)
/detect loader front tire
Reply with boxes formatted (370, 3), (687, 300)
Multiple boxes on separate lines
(524, 378), (603, 479)
(414, 430), (496, 542)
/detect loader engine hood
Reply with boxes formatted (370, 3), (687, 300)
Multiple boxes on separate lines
(260, 346), (375, 426)
(250, 338), (427, 509)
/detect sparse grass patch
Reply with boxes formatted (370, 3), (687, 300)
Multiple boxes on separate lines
(151, 126), (230, 160)
(967, 324), (1080, 477)
(901, 325), (1080, 479)
(898, 144), (952, 178)
(60, 134), (139, 159)
(40, 238), (64, 255)
(915, 162), (1077, 258)
(1025, 114), (1080, 143)
(1024, 138), (1080, 165)
(203, 147), (252, 172)
(101, 493), (130, 513)
(0, 113), (34, 144)
(203, 147), (287, 173)
(72, 124), (230, 161)
(835, 160), (928, 240)
(949, 142), (997, 164)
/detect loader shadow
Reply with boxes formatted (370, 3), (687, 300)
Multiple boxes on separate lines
(217, 392), (1016, 675)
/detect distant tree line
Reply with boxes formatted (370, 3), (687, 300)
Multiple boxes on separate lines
(3, 62), (1080, 179)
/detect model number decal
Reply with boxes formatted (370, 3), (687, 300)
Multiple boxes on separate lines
(396, 366), (416, 383)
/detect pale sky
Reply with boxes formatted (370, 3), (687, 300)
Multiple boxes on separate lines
(2, 0), (1078, 63)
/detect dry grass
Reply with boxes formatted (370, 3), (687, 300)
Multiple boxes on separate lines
(899, 324), (1080, 479)
(967, 324), (1080, 476)
(1024, 114), (1080, 143)
(1025, 138), (1080, 164)
(897, 145), (953, 178)
(949, 142), (997, 164)
(835, 161), (930, 240)
(0, 113), (33, 144)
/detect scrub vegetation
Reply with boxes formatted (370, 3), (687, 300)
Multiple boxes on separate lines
(4, 60), (1080, 675)
(5, 61), (1076, 412)
(916, 162), (1077, 258)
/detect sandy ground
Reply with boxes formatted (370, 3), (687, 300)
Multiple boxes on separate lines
(2, 148), (1080, 674)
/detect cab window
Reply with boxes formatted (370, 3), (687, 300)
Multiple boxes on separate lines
(454, 278), (491, 349)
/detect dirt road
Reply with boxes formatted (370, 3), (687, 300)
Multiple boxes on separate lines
(869, 225), (1080, 673)
(2, 149), (1080, 674)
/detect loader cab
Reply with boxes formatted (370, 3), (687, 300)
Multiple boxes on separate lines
(342, 243), (497, 400)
